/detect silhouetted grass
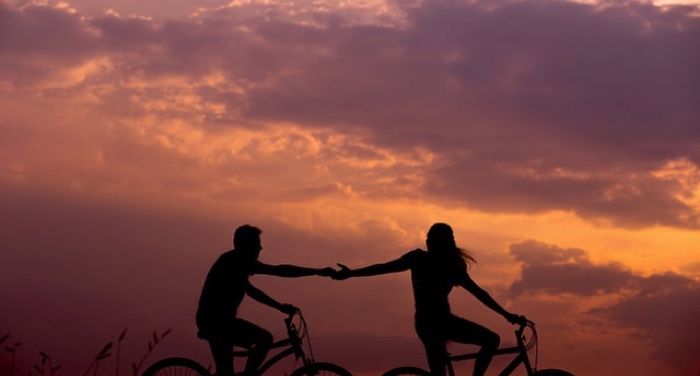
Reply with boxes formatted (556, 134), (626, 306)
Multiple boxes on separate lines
(0, 328), (172, 376)
(116, 327), (128, 376)
(130, 329), (172, 376)
(35, 351), (61, 376)
(3, 335), (22, 376)
(83, 341), (113, 376)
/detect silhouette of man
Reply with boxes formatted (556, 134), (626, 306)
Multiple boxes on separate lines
(196, 225), (334, 376)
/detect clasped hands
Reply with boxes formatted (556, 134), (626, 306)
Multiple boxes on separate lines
(317, 263), (352, 280)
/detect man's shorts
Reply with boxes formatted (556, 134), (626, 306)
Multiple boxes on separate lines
(198, 318), (272, 348)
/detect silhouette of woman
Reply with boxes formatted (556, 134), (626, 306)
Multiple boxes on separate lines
(334, 223), (524, 376)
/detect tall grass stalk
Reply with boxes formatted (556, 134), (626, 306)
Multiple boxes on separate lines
(4, 340), (22, 376)
(130, 329), (171, 376)
(1, 328), (172, 376)
(83, 342), (112, 376)
(115, 328), (127, 376)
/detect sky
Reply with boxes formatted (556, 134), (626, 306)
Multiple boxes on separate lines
(1, 0), (699, 375)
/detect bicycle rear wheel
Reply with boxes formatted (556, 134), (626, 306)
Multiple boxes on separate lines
(289, 362), (352, 376)
(534, 369), (575, 376)
(382, 366), (430, 376)
(141, 357), (210, 376)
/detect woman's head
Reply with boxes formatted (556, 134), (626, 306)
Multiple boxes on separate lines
(426, 223), (457, 252)
(426, 222), (476, 267)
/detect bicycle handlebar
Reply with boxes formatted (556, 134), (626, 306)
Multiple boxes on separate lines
(284, 309), (310, 343)
(284, 309), (303, 328)
(513, 316), (534, 330)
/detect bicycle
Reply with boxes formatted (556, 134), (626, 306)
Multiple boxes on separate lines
(142, 310), (351, 376)
(382, 319), (573, 376)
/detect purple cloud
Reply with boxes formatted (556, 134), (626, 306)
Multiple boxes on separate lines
(1, 0), (699, 229)
(509, 239), (637, 296)
(509, 238), (700, 374)
(596, 275), (700, 375)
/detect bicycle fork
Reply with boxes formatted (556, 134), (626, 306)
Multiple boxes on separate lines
(498, 328), (534, 376)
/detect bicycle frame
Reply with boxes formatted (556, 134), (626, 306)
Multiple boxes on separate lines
(143, 310), (353, 376)
(445, 322), (535, 376)
(231, 313), (313, 375)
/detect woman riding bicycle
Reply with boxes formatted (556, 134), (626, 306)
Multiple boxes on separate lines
(333, 223), (525, 376)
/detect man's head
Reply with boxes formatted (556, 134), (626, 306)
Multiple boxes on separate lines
(233, 225), (262, 257)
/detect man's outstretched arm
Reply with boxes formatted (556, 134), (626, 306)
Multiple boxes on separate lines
(246, 283), (297, 314)
(255, 262), (335, 278)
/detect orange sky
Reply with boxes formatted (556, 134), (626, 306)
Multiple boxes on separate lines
(1, 0), (699, 375)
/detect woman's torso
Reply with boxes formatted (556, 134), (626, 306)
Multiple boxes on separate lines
(407, 250), (462, 321)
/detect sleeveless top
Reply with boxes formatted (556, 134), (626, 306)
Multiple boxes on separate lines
(400, 249), (465, 321)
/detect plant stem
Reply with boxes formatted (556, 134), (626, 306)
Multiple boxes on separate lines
(115, 342), (121, 376)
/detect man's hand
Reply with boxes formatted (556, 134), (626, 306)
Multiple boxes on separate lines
(505, 312), (527, 326)
(318, 267), (336, 277)
(280, 303), (299, 315)
(331, 263), (352, 280)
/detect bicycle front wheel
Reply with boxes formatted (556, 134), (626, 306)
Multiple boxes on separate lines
(534, 369), (575, 376)
(289, 362), (352, 376)
(382, 366), (430, 376)
(141, 357), (210, 376)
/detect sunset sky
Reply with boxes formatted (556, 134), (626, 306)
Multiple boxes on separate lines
(1, 0), (699, 375)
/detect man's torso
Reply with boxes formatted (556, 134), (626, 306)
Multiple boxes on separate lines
(197, 250), (254, 330)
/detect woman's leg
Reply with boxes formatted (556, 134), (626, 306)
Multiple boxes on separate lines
(446, 316), (500, 376)
(421, 337), (449, 376)
(416, 321), (449, 376)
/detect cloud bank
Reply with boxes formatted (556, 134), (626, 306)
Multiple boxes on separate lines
(509, 239), (700, 374)
(1, 0), (700, 228)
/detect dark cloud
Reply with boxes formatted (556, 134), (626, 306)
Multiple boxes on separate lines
(428, 160), (700, 228)
(91, 13), (158, 49)
(509, 239), (637, 296)
(596, 275), (700, 375)
(1, 0), (699, 228)
(242, 0), (700, 228)
(510, 239), (587, 264)
(0, 2), (97, 55)
(509, 239), (700, 374)
(0, 2), (99, 86)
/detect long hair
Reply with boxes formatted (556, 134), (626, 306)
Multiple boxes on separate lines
(426, 223), (476, 271)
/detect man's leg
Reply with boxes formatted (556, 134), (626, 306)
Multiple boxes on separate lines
(207, 337), (234, 376)
(231, 318), (273, 376)
(446, 316), (500, 376)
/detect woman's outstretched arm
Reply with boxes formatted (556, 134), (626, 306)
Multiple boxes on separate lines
(334, 251), (416, 280)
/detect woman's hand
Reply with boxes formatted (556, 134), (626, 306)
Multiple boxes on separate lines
(332, 263), (352, 280)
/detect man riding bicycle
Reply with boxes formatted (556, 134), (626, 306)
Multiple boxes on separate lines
(196, 225), (334, 376)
